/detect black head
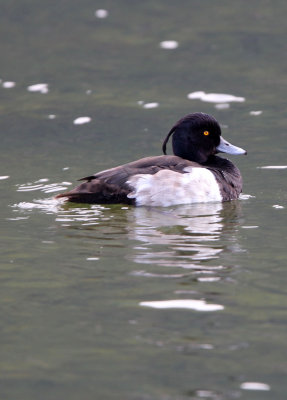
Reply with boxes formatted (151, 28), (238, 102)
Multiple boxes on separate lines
(162, 113), (222, 163)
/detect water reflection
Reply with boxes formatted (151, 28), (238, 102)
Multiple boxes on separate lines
(126, 203), (227, 268)
(12, 193), (243, 318)
(13, 192), (242, 272)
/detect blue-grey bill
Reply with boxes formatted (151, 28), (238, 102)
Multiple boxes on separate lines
(216, 137), (247, 155)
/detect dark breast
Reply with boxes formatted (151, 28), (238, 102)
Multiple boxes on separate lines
(207, 157), (243, 201)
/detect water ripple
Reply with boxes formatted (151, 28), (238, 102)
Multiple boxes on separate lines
(16, 179), (72, 194)
(13, 187), (242, 276)
(127, 204), (225, 268)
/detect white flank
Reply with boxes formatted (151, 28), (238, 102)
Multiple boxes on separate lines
(127, 167), (221, 207)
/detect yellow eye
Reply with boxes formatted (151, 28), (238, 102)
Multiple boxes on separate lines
(203, 131), (210, 136)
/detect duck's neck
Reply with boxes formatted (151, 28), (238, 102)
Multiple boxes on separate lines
(172, 141), (209, 163)
(203, 155), (234, 169)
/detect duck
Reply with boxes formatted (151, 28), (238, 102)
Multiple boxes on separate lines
(56, 113), (246, 206)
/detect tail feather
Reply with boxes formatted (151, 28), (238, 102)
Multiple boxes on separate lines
(55, 180), (134, 205)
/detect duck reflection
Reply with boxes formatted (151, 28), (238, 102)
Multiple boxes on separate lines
(125, 202), (242, 271)
(15, 193), (242, 274)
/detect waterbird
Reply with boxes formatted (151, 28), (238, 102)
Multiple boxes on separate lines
(56, 113), (246, 206)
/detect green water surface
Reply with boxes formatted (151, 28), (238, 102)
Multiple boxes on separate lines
(1, 1), (287, 399)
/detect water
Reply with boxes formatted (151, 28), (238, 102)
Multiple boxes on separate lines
(1, 0), (287, 399)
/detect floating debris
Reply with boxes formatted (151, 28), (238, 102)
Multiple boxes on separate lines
(187, 91), (245, 103)
(95, 9), (109, 18)
(159, 40), (179, 49)
(73, 116), (92, 125)
(240, 382), (270, 391)
(27, 83), (49, 94)
(142, 102), (159, 109)
(2, 81), (16, 88)
(140, 299), (224, 311)
(250, 110), (262, 116)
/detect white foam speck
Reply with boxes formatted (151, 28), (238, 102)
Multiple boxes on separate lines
(27, 83), (49, 94)
(7, 216), (29, 221)
(73, 117), (91, 125)
(2, 81), (16, 88)
(159, 40), (179, 49)
(239, 194), (255, 200)
(142, 102), (159, 109)
(187, 91), (245, 103)
(198, 344), (214, 350)
(35, 178), (49, 183)
(0, 175), (10, 180)
(95, 9), (108, 18)
(214, 103), (230, 109)
(197, 277), (221, 282)
(48, 114), (56, 119)
(250, 110), (262, 116)
(139, 299), (224, 312)
(15, 199), (61, 213)
(259, 165), (287, 169)
(196, 390), (218, 398)
(86, 257), (99, 261)
(272, 205), (284, 209)
(62, 167), (70, 171)
(240, 382), (270, 391)
(241, 225), (259, 229)
(86, 89), (92, 95)
(132, 270), (185, 279)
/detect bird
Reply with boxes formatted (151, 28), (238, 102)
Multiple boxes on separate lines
(56, 112), (246, 207)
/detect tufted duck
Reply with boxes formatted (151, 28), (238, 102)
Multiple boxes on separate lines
(56, 113), (246, 206)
